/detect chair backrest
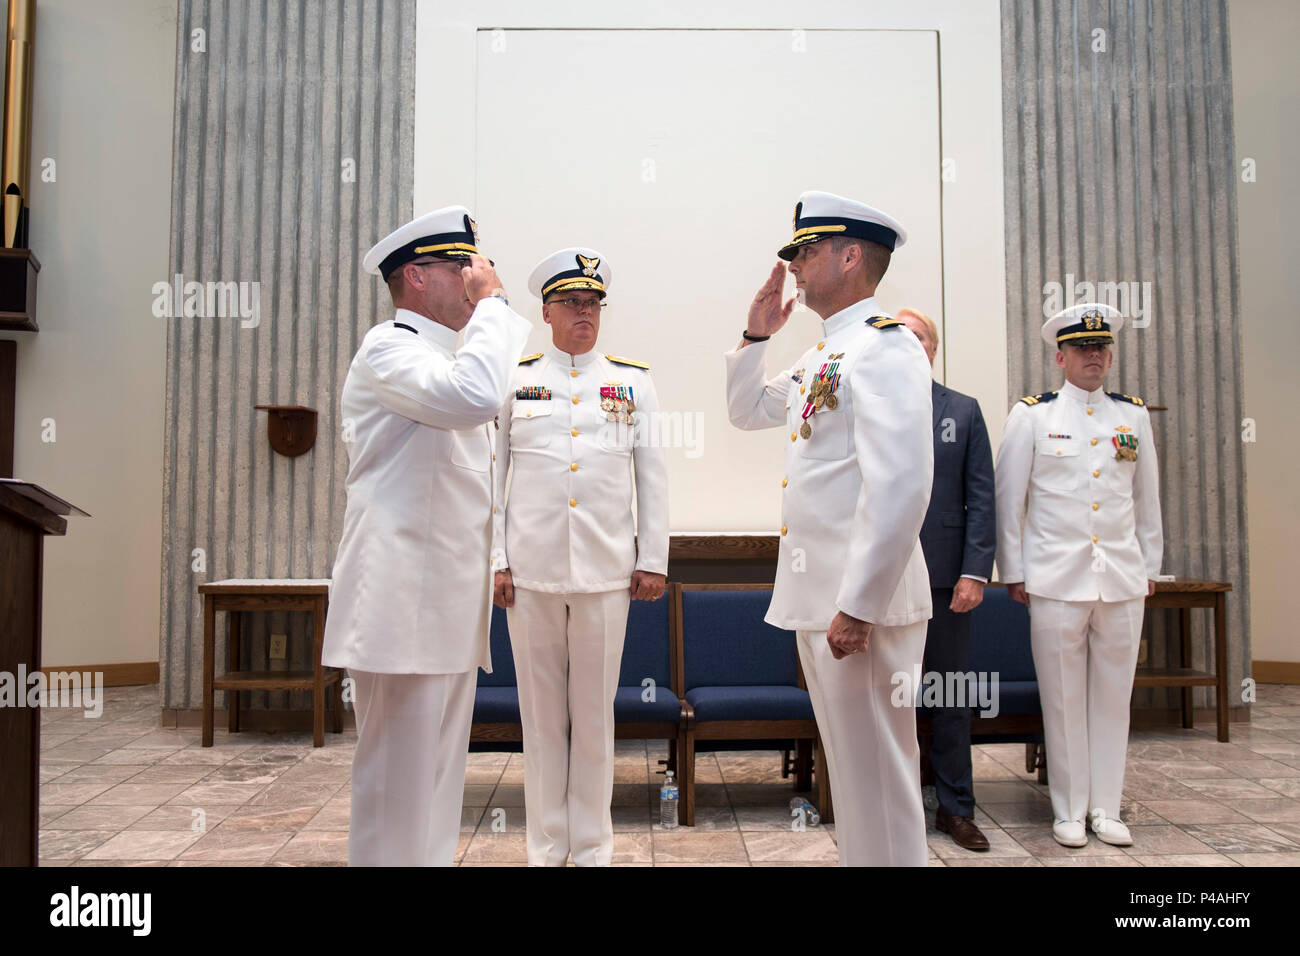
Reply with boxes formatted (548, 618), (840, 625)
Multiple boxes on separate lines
(968, 586), (1037, 682)
(479, 597), (672, 691)
(617, 592), (672, 690)
(678, 584), (798, 691)
(477, 605), (518, 687)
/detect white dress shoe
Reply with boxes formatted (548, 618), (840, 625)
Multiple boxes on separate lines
(1089, 813), (1132, 846)
(1052, 820), (1087, 847)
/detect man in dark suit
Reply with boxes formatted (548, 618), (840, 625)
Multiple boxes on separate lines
(899, 308), (996, 852)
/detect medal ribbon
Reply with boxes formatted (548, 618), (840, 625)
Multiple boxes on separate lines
(801, 360), (841, 421)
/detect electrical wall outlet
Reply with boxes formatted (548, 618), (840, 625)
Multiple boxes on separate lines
(269, 633), (287, 660)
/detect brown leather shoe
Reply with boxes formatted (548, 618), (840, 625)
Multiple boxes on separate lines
(935, 808), (990, 851)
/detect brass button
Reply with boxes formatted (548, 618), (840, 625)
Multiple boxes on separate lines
(493, 507), (498, 514)
(492, 454), (497, 461)
(800, 385), (806, 395)
(570, 369), (579, 378)
(1092, 502), (1100, 511)
(572, 396), (580, 405)
(1092, 535), (1099, 543)
(781, 478), (788, 488)
(1087, 408), (1094, 416)
(569, 498), (577, 508)
(571, 428), (579, 437)
(791, 432), (797, 442)
(1090, 438), (1098, 446)
(781, 525), (788, 535)
(570, 463), (578, 472)
(525, 412), (532, 418)
(817, 342), (825, 351)
(1092, 470), (1099, 478)
(1055, 449), (1062, 455)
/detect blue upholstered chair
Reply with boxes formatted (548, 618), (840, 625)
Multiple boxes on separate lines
(674, 584), (829, 825)
(470, 596), (684, 763)
(916, 584), (1047, 782)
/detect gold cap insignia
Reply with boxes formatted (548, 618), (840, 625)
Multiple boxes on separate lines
(578, 254), (600, 277)
(1082, 309), (1104, 331)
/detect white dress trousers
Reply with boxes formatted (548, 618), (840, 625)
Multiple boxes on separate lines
(347, 669), (478, 866)
(797, 623), (930, 867)
(1028, 595), (1146, 825)
(507, 587), (632, 866)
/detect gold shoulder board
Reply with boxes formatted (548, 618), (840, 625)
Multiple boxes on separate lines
(1019, 390), (1060, 406)
(1107, 391), (1145, 406)
(605, 354), (650, 370)
(867, 315), (902, 330)
(518, 352), (543, 365)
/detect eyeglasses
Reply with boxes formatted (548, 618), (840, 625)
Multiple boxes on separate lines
(549, 297), (606, 313)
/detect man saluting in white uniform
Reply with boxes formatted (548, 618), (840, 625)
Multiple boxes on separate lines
(725, 191), (934, 866)
(995, 302), (1163, 848)
(323, 206), (531, 866)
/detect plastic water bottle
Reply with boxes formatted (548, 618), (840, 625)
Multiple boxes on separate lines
(789, 797), (820, 827)
(660, 771), (679, 829)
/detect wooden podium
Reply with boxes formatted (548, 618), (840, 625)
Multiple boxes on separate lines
(0, 480), (86, 866)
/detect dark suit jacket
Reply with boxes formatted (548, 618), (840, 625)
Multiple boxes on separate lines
(920, 380), (996, 589)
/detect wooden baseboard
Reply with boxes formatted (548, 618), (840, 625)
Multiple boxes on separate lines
(162, 708), (355, 733)
(40, 662), (158, 687)
(1252, 661), (1300, 685)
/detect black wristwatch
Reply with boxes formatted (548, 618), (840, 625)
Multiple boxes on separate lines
(742, 330), (771, 342)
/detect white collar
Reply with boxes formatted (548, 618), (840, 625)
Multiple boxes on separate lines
(1060, 379), (1105, 404)
(821, 296), (880, 338)
(394, 308), (459, 352)
(545, 342), (601, 368)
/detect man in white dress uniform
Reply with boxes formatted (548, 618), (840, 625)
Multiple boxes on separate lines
(724, 191), (934, 866)
(492, 247), (669, 866)
(323, 206), (532, 866)
(995, 303), (1163, 848)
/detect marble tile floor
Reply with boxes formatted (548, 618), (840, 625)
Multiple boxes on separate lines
(34, 682), (1300, 866)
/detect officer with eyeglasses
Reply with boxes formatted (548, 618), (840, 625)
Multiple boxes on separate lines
(491, 247), (669, 866)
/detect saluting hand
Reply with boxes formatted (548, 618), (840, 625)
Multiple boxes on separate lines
(745, 262), (797, 342)
(461, 253), (506, 305)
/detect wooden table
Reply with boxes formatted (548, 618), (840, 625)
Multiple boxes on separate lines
(1135, 580), (1232, 742)
(199, 579), (342, 747)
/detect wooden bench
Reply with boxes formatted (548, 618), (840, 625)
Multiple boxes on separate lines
(199, 578), (343, 747)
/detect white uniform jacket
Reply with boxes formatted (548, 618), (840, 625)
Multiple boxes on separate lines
(995, 380), (1163, 602)
(492, 345), (669, 592)
(725, 297), (934, 630)
(323, 301), (532, 675)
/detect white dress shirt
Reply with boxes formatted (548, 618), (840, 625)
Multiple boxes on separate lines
(994, 379), (1164, 602)
(323, 300), (532, 674)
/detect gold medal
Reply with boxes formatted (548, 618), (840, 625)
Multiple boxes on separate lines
(813, 394), (825, 409)
(800, 420), (812, 439)
(825, 394), (838, 410)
